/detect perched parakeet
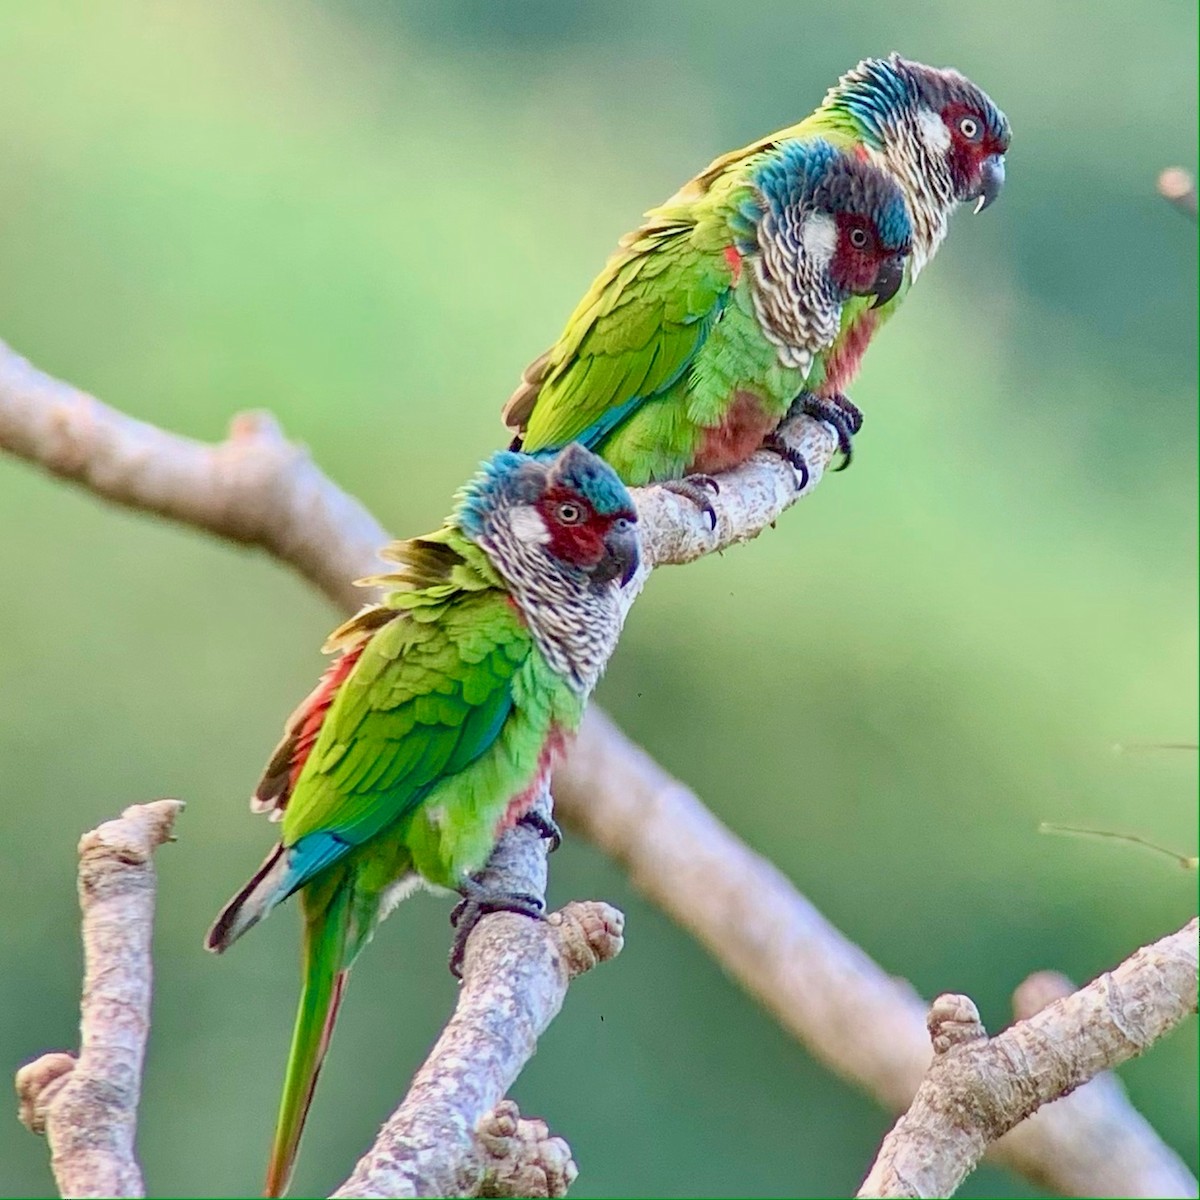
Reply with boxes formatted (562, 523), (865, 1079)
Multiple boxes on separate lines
(688, 53), (1011, 436)
(504, 54), (1009, 495)
(206, 444), (639, 1197)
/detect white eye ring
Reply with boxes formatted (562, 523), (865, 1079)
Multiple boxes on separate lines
(849, 228), (869, 249)
(959, 116), (980, 140)
(556, 501), (584, 524)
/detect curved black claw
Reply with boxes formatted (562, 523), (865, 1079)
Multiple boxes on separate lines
(761, 430), (811, 493)
(448, 879), (546, 978)
(662, 474), (720, 530)
(518, 808), (562, 853)
(796, 392), (863, 472)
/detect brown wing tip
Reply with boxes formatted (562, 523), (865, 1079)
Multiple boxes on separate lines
(501, 350), (551, 431)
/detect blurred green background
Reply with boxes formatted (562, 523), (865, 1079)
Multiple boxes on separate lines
(0, 3), (1195, 1197)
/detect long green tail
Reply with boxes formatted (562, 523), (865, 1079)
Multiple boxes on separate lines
(265, 879), (351, 1198)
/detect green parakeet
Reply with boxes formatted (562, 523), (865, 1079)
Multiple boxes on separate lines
(504, 55), (1008, 494)
(206, 444), (639, 1196)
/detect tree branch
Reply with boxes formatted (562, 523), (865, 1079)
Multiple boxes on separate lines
(330, 784), (621, 1197)
(858, 919), (1200, 1198)
(551, 711), (1199, 1197)
(0, 342), (388, 611)
(16, 800), (184, 1199)
(4, 339), (1194, 1197)
(332, 893), (622, 1198)
(475, 1100), (578, 1199)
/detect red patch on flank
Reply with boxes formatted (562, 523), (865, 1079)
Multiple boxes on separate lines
(288, 646), (365, 791)
(853, 144), (870, 163)
(495, 726), (571, 838)
(722, 244), (743, 285)
(819, 310), (879, 396)
(690, 390), (778, 475)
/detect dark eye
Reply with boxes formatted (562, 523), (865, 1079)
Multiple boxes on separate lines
(849, 228), (869, 249)
(958, 115), (981, 141)
(555, 501), (584, 525)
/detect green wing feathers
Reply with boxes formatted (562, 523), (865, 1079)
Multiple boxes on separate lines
(282, 588), (531, 856)
(504, 201), (741, 453)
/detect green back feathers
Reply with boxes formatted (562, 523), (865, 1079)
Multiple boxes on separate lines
(505, 201), (741, 455)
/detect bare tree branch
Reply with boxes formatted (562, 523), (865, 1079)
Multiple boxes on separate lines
(0, 342), (388, 611)
(329, 784), (621, 1197)
(0, 338), (834, 603)
(552, 711), (1199, 1197)
(858, 919), (1200, 1198)
(1000, 970), (1199, 1198)
(15, 800), (184, 1199)
(1159, 167), (1198, 219)
(4, 339), (1195, 1197)
(332, 898), (623, 1198)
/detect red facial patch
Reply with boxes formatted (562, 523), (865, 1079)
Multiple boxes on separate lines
(830, 212), (884, 296)
(535, 486), (610, 569)
(940, 103), (1004, 192)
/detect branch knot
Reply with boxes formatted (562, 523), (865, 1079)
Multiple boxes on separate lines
(928, 993), (987, 1056)
(548, 901), (624, 980)
(477, 1100), (578, 1199)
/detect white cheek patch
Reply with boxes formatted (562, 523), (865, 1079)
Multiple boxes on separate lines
(917, 107), (952, 155)
(508, 504), (552, 546)
(801, 211), (837, 270)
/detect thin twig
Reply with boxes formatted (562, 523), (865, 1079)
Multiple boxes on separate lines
(16, 801), (184, 1199)
(1159, 167), (1198, 219)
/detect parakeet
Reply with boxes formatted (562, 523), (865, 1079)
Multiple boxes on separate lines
(690, 53), (1011, 433)
(504, 54), (1009, 494)
(205, 444), (639, 1197)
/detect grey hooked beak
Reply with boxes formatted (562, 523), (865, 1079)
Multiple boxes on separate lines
(972, 154), (1006, 214)
(870, 255), (905, 309)
(592, 521), (640, 588)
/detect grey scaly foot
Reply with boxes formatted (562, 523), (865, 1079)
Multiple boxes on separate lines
(518, 808), (562, 852)
(448, 877), (546, 978)
(795, 392), (863, 471)
(661, 474), (719, 530)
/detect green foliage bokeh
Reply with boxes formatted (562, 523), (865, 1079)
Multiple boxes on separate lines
(0, 3), (1195, 1197)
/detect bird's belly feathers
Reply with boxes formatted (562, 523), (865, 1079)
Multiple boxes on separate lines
(688, 390), (778, 474)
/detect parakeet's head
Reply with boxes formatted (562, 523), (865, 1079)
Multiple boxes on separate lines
(747, 139), (913, 352)
(455, 444), (640, 591)
(808, 150), (913, 308)
(828, 53), (1010, 216)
